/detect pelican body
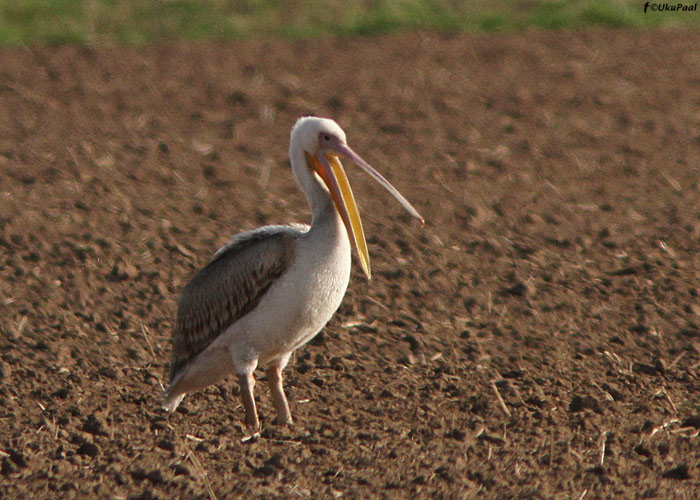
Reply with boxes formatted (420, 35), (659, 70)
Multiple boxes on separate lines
(162, 117), (423, 428)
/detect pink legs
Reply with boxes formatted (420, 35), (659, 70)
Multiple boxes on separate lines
(238, 373), (259, 429)
(238, 366), (293, 428)
(266, 365), (293, 425)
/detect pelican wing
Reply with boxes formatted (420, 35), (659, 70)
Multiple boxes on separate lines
(169, 227), (298, 381)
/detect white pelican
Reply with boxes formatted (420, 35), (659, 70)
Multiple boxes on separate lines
(162, 116), (423, 428)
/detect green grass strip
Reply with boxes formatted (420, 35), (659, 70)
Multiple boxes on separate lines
(0, 0), (697, 46)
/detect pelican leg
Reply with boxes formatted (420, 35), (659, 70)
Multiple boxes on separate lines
(238, 373), (259, 429)
(266, 365), (293, 425)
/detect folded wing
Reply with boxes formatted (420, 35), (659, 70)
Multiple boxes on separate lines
(169, 228), (298, 381)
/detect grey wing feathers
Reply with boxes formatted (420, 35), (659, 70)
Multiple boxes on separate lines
(169, 229), (297, 381)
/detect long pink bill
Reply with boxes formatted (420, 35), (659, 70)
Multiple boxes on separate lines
(328, 143), (424, 226)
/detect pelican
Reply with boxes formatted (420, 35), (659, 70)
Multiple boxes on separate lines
(162, 116), (423, 428)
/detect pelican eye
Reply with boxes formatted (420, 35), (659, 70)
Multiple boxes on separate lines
(323, 134), (331, 142)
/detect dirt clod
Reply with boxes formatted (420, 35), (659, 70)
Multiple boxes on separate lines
(661, 464), (690, 481)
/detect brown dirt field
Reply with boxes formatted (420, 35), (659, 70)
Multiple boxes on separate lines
(1, 29), (699, 499)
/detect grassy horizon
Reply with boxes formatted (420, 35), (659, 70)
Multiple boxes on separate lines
(0, 0), (698, 45)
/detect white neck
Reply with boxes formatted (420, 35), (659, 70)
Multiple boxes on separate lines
(289, 147), (341, 227)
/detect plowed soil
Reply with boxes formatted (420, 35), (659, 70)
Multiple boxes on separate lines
(1, 29), (699, 499)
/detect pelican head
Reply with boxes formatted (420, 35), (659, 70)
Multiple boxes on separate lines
(290, 116), (423, 279)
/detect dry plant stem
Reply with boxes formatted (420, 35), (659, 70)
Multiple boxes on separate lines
(491, 381), (511, 418)
(187, 448), (218, 500)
